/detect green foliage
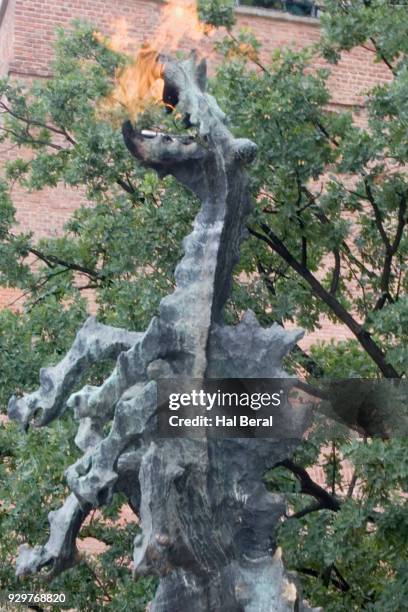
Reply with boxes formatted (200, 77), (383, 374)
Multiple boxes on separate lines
(320, 0), (408, 68)
(309, 340), (378, 378)
(0, 23), (198, 332)
(213, 10), (407, 379)
(214, 2), (408, 608)
(0, 301), (86, 407)
(271, 437), (408, 611)
(0, 3), (407, 610)
(197, 0), (236, 29)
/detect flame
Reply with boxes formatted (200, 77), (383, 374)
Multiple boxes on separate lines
(94, 18), (135, 54)
(152, 0), (213, 51)
(96, 0), (214, 121)
(100, 44), (165, 121)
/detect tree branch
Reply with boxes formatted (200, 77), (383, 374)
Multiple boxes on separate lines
(346, 469), (358, 498)
(0, 100), (76, 145)
(301, 235), (307, 268)
(248, 224), (400, 378)
(27, 246), (104, 280)
(314, 120), (340, 148)
(257, 260), (325, 377)
(296, 566), (349, 593)
(301, 185), (376, 279)
(373, 193), (406, 310)
(116, 176), (137, 195)
(369, 36), (396, 75)
(331, 441), (336, 496)
(285, 501), (325, 520)
(330, 248), (341, 295)
(226, 30), (271, 75)
(0, 125), (63, 151)
(278, 459), (380, 525)
(277, 458), (341, 512)
(364, 179), (391, 252)
(391, 193), (407, 255)
(291, 345), (325, 378)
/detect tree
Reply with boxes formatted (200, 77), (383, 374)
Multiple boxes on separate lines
(0, 1), (407, 609)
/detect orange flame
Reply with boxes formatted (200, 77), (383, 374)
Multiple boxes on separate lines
(96, 0), (214, 121)
(100, 44), (165, 121)
(151, 0), (213, 52)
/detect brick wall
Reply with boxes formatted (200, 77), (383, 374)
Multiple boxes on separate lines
(0, 0), (391, 332)
(0, 0), (14, 75)
(2, 1), (392, 101)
